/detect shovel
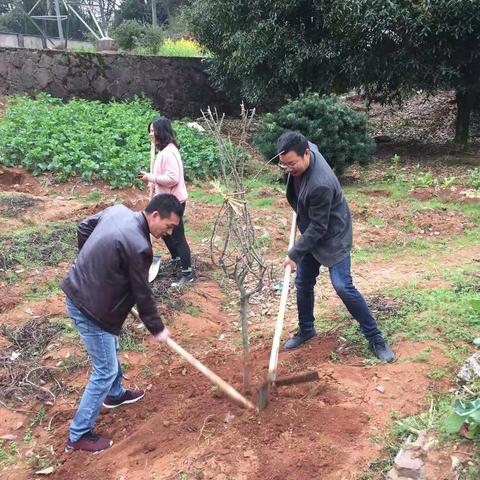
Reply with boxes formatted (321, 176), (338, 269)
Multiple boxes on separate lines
(148, 141), (161, 283)
(258, 212), (319, 411)
(130, 308), (256, 410)
(148, 256), (161, 283)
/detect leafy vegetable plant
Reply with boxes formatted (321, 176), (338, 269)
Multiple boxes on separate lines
(0, 94), (220, 187)
(445, 398), (480, 437)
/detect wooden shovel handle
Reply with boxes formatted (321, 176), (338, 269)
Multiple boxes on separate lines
(267, 211), (297, 382)
(130, 308), (255, 410)
(149, 142), (155, 244)
(165, 338), (256, 411)
(149, 142), (156, 201)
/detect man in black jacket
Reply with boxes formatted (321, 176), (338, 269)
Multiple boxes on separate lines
(61, 194), (183, 453)
(278, 131), (394, 362)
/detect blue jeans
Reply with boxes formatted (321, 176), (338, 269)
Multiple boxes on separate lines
(66, 297), (125, 442)
(295, 254), (381, 339)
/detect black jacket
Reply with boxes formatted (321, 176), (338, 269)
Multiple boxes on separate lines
(287, 142), (352, 267)
(61, 205), (164, 336)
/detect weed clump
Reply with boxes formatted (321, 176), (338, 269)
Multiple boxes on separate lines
(0, 222), (77, 274)
(0, 194), (38, 217)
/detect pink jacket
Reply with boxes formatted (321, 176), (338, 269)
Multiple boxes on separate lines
(146, 143), (188, 203)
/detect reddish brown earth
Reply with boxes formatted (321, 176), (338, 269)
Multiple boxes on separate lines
(0, 167), (478, 479)
(3, 338), (447, 480)
(409, 185), (480, 204)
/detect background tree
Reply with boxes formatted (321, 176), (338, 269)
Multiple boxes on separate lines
(188, 0), (480, 145)
(114, 0), (185, 27)
(0, 3), (25, 33)
(186, 0), (342, 104)
(0, 0), (15, 14)
(327, 0), (480, 146)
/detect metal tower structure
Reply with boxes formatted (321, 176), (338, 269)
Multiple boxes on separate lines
(24, 0), (109, 45)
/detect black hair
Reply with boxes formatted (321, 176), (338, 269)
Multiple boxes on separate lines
(276, 131), (308, 156)
(148, 116), (180, 150)
(145, 194), (183, 219)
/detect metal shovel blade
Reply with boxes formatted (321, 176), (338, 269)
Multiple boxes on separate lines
(148, 255), (161, 282)
(257, 370), (319, 411)
(258, 381), (270, 412)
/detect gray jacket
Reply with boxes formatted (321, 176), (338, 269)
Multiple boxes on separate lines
(61, 204), (164, 336)
(286, 142), (352, 267)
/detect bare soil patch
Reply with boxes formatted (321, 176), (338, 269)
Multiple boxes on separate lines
(0, 166), (477, 480)
(39, 339), (445, 480)
(350, 198), (472, 249)
(409, 185), (480, 204)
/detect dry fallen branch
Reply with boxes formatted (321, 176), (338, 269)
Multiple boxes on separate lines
(0, 317), (73, 407)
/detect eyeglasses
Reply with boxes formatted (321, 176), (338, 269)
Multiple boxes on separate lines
(278, 160), (298, 170)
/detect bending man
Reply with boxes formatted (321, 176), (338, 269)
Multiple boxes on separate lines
(61, 194), (183, 453)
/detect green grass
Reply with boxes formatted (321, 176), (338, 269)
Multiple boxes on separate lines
(407, 347), (432, 363)
(346, 180), (479, 217)
(25, 278), (62, 301)
(185, 305), (201, 317)
(50, 317), (78, 341)
(23, 429), (33, 443)
(188, 187), (223, 205)
(354, 393), (460, 479)
(380, 271), (480, 346)
(0, 221), (77, 275)
(184, 221), (212, 243)
(30, 406), (48, 427)
(78, 190), (103, 204)
(56, 354), (87, 370)
(119, 318), (147, 352)
(343, 176), (480, 265)
(249, 196), (275, 208)
(366, 217), (385, 227)
(70, 45), (96, 53)
(316, 266), (480, 359)
(0, 441), (19, 470)
(0, 193), (37, 217)
(189, 178), (280, 211)
(351, 222), (480, 264)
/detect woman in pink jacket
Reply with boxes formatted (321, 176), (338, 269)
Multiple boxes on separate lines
(140, 117), (193, 286)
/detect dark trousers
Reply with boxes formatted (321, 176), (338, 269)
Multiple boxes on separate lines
(163, 202), (191, 271)
(295, 253), (381, 339)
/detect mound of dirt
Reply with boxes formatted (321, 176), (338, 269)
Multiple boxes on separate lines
(409, 185), (480, 204)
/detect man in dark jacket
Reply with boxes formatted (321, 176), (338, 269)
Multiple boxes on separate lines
(61, 194), (183, 453)
(278, 131), (394, 362)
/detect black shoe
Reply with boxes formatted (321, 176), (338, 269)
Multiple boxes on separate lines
(171, 271), (194, 287)
(284, 330), (317, 350)
(368, 334), (395, 362)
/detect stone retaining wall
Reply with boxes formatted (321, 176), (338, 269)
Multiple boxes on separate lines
(0, 46), (237, 117)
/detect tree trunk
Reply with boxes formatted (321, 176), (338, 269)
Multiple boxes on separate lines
(239, 293), (250, 392)
(151, 0), (157, 27)
(455, 88), (475, 146)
